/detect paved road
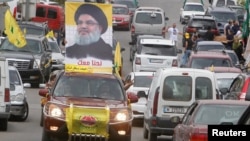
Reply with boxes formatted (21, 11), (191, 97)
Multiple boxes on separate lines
(0, 0), (209, 141)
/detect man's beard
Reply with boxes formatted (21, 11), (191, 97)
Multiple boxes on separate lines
(75, 29), (101, 45)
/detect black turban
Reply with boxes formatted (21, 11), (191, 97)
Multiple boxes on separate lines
(74, 4), (108, 34)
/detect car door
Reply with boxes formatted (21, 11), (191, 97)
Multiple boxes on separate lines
(228, 74), (245, 99)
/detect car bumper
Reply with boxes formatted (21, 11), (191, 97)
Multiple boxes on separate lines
(0, 104), (11, 119)
(113, 22), (130, 29)
(10, 104), (26, 116)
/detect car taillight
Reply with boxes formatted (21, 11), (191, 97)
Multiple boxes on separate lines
(186, 27), (196, 33)
(190, 128), (207, 141)
(172, 59), (178, 67)
(152, 88), (159, 116)
(135, 57), (141, 65)
(162, 26), (166, 38)
(131, 25), (135, 33)
(240, 79), (250, 100)
(4, 88), (10, 102)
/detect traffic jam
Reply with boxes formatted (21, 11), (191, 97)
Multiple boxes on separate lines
(0, 0), (250, 141)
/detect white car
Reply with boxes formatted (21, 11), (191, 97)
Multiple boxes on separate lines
(47, 37), (65, 71)
(132, 38), (182, 72)
(180, 2), (205, 24)
(125, 71), (155, 121)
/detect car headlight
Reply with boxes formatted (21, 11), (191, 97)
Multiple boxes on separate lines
(10, 93), (24, 102)
(33, 59), (41, 69)
(113, 109), (132, 122)
(48, 104), (64, 118)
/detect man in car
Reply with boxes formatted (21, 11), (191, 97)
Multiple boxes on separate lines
(66, 3), (113, 61)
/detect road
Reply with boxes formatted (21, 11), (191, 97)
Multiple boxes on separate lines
(0, 0), (209, 141)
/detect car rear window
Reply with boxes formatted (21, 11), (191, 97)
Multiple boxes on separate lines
(184, 5), (204, 11)
(19, 25), (45, 36)
(197, 45), (225, 51)
(113, 6), (129, 14)
(194, 104), (247, 125)
(135, 12), (163, 24)
(210, 12), (236, 23)
(190, 19), (216, 28)
(53, 75), (124, 100)
(191, 58), (232, 69)
(139, 44), (177, 56)
(134, 75), (153, 87)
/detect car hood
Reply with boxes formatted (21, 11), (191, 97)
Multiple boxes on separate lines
(52, 97), (127, 108)
(52, 52), (64, 60)
(182, 11), (205, 16)
(0, 50), (42, 59)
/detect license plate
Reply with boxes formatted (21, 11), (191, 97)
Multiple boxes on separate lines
(164, 106), (186, 113)
(150, 59), (163, 63)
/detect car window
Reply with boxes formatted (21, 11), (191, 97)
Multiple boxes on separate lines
(19, 26), (45, 36)
(163, 76), (192, 101)
(139, 44), (176, 56)
(135, 13), (163, 24)
(9, 69), (21, 85)
(217, 77), (235, 89)
(229, 76), (244, 95)
(184, 5), (204, 11)
(49, 41), (60, 53)
(53, 75), (124, 100)
(191, 58), (232, 69)
(191, 19), (216, 28)
(134, 75), (153, 87)
(210, 12), (236, 22)
(227, 52), (238, 65)
(195, 77), (213, 100)
(182, 102), (198, 125)
(194, 104), (247, 124)
(197, 45), (225, 51)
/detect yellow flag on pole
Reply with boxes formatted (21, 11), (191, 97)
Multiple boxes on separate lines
(114, 42), (122, 77)
(4, 9), (26, 48)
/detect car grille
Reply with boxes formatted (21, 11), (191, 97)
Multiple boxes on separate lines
(69, 133), (107, 141)
(8, 60), (30, 69)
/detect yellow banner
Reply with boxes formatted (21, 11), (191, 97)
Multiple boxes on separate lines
(66, 106), (110, 138)
(4, 9), (27, 48)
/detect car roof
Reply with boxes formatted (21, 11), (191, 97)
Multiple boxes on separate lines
(191, 51), (230, 58)
(63, 71), (119, 79)
(137, 34), (164, 39)
(196, 99), (250, 105)
(159, 67), (215, 74)
(140, 39), (175, 46)
(209, 6), (235, 13)
(191, 15), (215, 20)
(197, 41), (224, 45)
(136, 6), (164, 12)
(205, 66), (242, 73)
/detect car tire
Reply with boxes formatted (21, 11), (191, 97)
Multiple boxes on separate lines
(0, 118), (8, 131)
(16, 102), (29, 121)
(40, 107), (44, 127)
(148, 131), (157, 141)
(143, 123), (148, 139)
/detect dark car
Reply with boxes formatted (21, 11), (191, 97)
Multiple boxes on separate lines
(38, 71), (138, 141)
(182, 14), (220, 46)
(171, 100), (250, 141)
(0, 35), (52, 88)
(205, 6), (238, 34)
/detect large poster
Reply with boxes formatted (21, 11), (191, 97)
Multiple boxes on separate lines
(65, 2), (113, 73)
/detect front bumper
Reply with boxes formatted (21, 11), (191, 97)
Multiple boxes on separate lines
(10, 104), (26, 116)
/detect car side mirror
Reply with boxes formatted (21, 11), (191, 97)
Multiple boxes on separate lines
(137, 91), (148, 98)
(165, 17), (169, 21)
(39, 89), (49, 97)
(127, 93), (138, 103)
(219, 88), (229, 95)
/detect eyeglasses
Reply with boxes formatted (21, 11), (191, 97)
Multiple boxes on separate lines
(77, 20), (99, 26)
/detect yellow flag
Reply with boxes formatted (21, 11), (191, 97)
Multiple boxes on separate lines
(46, 30), (54, 38)
(114, 42), (122, 77)
(4, 9), (26, 48)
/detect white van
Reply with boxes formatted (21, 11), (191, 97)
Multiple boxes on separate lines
(0, 57), (11, 131)
(143, 68), (220, 141)
(209, 0), (237, 7)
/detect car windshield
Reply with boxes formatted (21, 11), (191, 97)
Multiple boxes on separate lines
(140, 44), (176, 56)
(184, 5), (204, 11)
(191, 19), (216, 28)
(19, 26), (45, 36)
(9, 70), (21, 85)
(191, 58), (232, 69)
(134, 75), (153, 87)
(0, 38), (42, 54)
(217, 78), (234, 89)
(53, 75), (124, 101)
(113, 6), (129, 14)
(210, 12), (237, 22)
(194, 104), (247, 125)
(49, 41), (60, 53)
(135, 13), (163, 24)
(197, 45), (225, 51)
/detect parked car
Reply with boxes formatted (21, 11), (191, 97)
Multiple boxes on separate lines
(124, 71), (154, 122)
(47, 37), (65, 71)
(132, 38), (182, 72)
(8, 65), (29, 121)
(0, 35), (52, 88)
(171, 100), (250, 141)
(112, 4), (131, 30)
(39, 71), (138, 141)
(143, 68), (220, 141)
(180, 2), (205, 24)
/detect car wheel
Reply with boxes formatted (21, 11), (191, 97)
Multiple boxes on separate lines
(148, 131), (157, 141)
(0, 118), (8, 131)
(143, 123), (148, 139)
(40, 107), (44, 127)
(16, 102), (29, 121)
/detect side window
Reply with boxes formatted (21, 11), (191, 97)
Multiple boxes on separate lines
(230, 76), (244, 94)
(48, 8), (57, 19)
(195, 77), (213, 100)
(182, 102), (198, 125)
(36, 7), (46, 17)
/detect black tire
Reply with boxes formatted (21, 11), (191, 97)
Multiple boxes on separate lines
(0, 118), (8, 131)
(40, 107), (44, 127)
(143, 123), (148, 139)
(148, 131), (157, 141)
(16, 102), (29, 121)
